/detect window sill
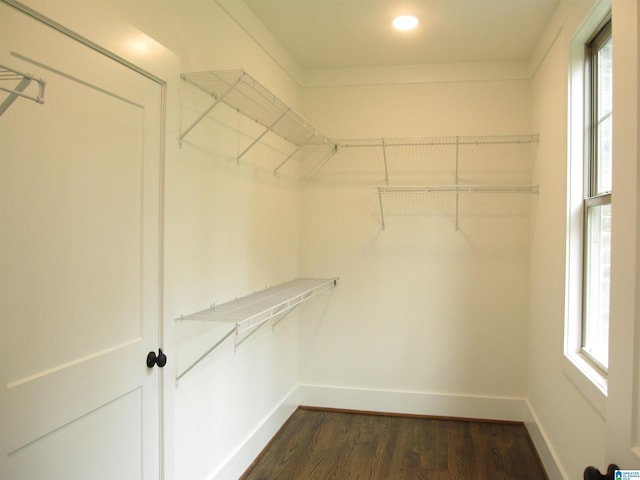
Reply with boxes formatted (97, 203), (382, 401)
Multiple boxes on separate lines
(562, 353), (607, 419)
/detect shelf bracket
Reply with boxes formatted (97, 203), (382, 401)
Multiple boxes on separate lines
(179, 75), (242, 146)
(237, 110), (288, 163)
(377, 187), (386, 230)
(175, 326), (235, 385)
(300, 144), (340, 181)
(382, 138), (389, 185)
(0, 64), (45, 116)
(273, 132), (316, 176)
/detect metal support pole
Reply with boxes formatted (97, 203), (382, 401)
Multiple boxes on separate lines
(378, 188), (386, 230)
(179, 76), (241, 145)
(237, 110), (288, 163)
(175, 326), (235, 384)
(274, 133), (315, 176)
(300, 144), (339, 181)
(382, 138), (389, 185)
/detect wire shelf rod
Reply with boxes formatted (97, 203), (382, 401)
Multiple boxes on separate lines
(375, 185), (539, 194)
(337, 134), (539, 148)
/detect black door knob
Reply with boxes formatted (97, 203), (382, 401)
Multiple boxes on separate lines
(147, 348), (167, 368)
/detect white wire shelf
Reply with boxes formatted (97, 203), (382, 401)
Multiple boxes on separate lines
(175, 277), (338, 382)
(376, 185), (539, 194)
(375, 184), (539, 230)
(334, 134), (538, 185)
(338, 134), (539, 148)
(180, 69), (336, 173)
(0, 64), (46, 116)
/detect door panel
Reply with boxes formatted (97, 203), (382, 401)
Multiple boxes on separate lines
(8, 390), (143, 480)
(0, 4), (163, 479)
(4, 75), (145, 383)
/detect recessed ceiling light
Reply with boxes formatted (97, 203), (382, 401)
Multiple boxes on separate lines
(392, 15), (419, 31)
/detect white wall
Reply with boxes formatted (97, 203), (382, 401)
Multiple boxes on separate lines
(528, 0), (640, 478)
(298, 76), (535, 414)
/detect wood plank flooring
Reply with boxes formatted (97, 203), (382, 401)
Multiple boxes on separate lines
(241, 408), (548, 480)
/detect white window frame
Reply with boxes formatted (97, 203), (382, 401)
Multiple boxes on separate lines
(582, 18), (612, 372)
(565, 0), (612, 417)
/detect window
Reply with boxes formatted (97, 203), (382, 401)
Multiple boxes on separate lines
(565, 2), (611, 408)
(582, 20), (612, 372)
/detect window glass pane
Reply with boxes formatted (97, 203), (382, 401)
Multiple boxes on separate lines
(597, 37), (613, 116)
(583, 202), (611, 369)
(596, 35), (613, 194)
(597, 115), (612, 192)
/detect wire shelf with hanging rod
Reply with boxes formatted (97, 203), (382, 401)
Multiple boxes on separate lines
(374, 184), (540, 230)
(347, 134), (541, 230)
(180, 69), (337, 174)
(336, 134), (539, 185)
(174, 277), (338, 383)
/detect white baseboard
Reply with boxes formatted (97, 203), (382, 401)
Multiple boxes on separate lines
(524, 400), (568, 480)
(210, 386), (300, 480)
(298, 384), (526, 421)
(211, 384), (563, 480)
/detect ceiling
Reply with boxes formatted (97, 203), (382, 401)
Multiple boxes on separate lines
(243, 0), (561, 70)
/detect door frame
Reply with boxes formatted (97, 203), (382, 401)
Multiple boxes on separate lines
(0, 1), (179, 478)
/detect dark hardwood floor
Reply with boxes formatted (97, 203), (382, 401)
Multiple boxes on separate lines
(241, 407), (548, 480)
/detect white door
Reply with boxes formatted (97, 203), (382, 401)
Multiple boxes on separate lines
(0, 4), (164, 479)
